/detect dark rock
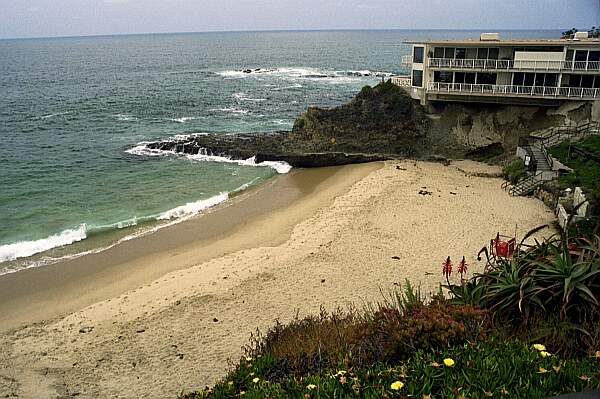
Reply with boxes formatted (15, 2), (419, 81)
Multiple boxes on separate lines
(136, 328), (146, 333)
(213, 318), (219, 322)
(79, 326), (93, 334)
(391, 256), (400, 260)
(139, 81), (428, 168)
(321, 279), (326, 283)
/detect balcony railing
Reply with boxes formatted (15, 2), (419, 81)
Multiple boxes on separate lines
(428, 58), (600, 72)
(390, 75), (412, 87)
(427, 82), (600, 99)
(401, 55), (413, 68)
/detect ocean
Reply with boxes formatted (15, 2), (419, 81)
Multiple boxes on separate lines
(0, 29), (560, 275)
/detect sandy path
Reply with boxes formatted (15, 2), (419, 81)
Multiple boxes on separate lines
(0, 160), (555, 398)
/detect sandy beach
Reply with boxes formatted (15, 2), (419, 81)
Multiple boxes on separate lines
(0, 160), (555, 398)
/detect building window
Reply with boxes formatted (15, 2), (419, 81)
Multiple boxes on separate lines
(575, 50), (588, 62)
(434, 71), (453, 83)
(455, 48), (466, 59)
(412, 70), (423, 87)
(477, 73), (497, 85)
(433, 47), (444, 58)
(413, 47), (424, 64)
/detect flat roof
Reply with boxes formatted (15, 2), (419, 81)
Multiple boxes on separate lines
(404, 38), (600, 46)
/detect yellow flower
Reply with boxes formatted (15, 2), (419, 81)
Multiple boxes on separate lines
(245, 356), (253, 362)
(430, 361), (441, 368)
(580, 375), (591, 382)
(537, 367), (549, 374)
(306, 384), (318, 390)
(532, 344), (546, 351)
(594, 351), (600, 358)
(443, 358), (455, 367)
(228, 381), (234, 386)
(252, 377), (260, 383)
(553, 366), (561, 373)
(540, 351), (552, 358)
(335, 370), (347, 376)
(390, 381), (404, 390)
(240, 391), (246, 396)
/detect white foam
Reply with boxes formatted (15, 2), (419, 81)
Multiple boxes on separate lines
(157, 192), (229, 221)
(167, 116), (202, 123)
(210, 107), (249, 114)
(40, 111), (71, 119)
(115, 114), (137, 121)
(0, 224), (87, 262)
(233, 92), (266, 102)
(272, 84), (303, 91)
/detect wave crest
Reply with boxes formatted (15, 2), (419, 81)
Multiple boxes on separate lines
(0, 224), (87, 262)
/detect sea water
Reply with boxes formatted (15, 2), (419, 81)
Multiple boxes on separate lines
(0, 29), (559, 274)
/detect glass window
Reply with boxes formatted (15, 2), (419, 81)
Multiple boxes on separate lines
(466, 48), (477, 59)
(594, 76), (600, 89)
(455, 72), (466, 83)
(433, 47), (444, 58)
(434, 71), (453, 83)
(524, 73), (535, 86)
(412, 70), (423, 87)
(444, 47), (455, 58)
(465, 73), (476, 84)
(513, 72), (525, 85)
(575, 50), (588, 62)
(488, 48), (499, 60)
(413, 47), (424, 63)
(569, 75), (582, 87)
(588, 51), (600, 62)
(455, 48), (466, 59)
(545, 74), (558, 87)
(566, 50), (574, 62)
(581, 75), (594, 88)
(534, 73), (545, 86)
(477, 73), (497, 85)
(477, 48), (488, 59)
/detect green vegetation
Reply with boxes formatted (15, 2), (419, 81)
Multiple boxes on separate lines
(502, 159), (527, 184)
(562, 27), (600, 38)
(548, 135), (600, 201)
(180, 233), (600, 398)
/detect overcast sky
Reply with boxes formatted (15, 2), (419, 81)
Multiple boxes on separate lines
(0, 0), (598, 39)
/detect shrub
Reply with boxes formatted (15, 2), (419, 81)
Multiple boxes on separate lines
(182, 339), (600, 398)
(447, 233), (600, 355)
(502, 159), (527, 184)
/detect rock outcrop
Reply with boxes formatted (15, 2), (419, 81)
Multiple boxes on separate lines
(138, 81), (598, 167)
(143, 81), (429, 167)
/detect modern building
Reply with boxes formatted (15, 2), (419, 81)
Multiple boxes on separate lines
(396, 32), (600, 106)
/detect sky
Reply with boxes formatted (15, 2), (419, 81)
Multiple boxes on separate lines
(0, 0), (598, 39)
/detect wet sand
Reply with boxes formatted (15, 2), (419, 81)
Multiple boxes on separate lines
(0, 160), (555, 398)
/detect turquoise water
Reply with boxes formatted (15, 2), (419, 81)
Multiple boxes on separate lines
(0, 30), (560, 274)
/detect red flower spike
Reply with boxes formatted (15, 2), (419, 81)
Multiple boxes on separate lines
(457, 256), (468, 274)
(442, 256), (452, 278)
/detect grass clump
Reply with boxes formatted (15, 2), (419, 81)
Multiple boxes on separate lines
(502, 159), (527, 184)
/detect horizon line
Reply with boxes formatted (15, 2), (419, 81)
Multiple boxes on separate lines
(0, 27), (567, 41)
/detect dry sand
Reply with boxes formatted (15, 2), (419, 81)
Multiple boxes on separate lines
(0, 160), (555, 398)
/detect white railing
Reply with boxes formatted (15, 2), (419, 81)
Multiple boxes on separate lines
(428, 58), (600, 72)
(401, 55), (413, 67)
(390, 75), (412, 87)
(427, 82), (600, 99)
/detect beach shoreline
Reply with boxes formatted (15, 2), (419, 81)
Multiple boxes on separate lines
(0, 163), (380, 333)
(0, 160), (556, 398)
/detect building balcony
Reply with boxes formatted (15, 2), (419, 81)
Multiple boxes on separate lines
(401, 55), (413, 68)
(390, 75), (412, 87)
(427, 82), (600, 100)
(428, 58), (600, 72)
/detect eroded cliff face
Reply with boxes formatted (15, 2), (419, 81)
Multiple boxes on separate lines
(426, 101), (596, 157)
